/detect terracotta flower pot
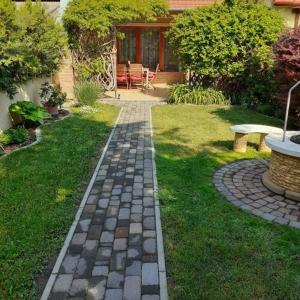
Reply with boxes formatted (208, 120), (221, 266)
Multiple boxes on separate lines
(45, 105), (59, 116)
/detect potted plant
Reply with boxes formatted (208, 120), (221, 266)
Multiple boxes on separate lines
(39, 82), (67, 116)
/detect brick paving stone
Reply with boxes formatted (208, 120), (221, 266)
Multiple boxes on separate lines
(52, 274), (73, 293)
(214, 159), (300, 228)
(92, 266), (109, 277)
(126, 260), (142, 276)
(100, 231), (114, 244)
(130, 223), (142, 234)
(47, 101), (164, 299)
(105, 289), (123, 300)
(87, 225), (102, 240)
(87, 277), (106, 300)
(107, 271), (124, 288)
(123, 276), (141, 300)
(142, 263), (159, 294)
(143, 238), (156, 255)
(104, 218), (117, 231)
(69, 279), (89, 297)
(60, 254), (80, 273)
(111, 251), (126, 270)
(96, 247), (112, 262)
(82, 240), (98, 257)
(113, 238), (127, 251)
(142, 296), (160, 300)
(115, 227), (129, 238)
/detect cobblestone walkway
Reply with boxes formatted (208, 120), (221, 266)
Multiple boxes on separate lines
(44, 101), (166, 300)
(214, 159), (300, 229)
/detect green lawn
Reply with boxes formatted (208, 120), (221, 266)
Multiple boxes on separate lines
(152, 105), (300, 300)
(0, 104), (119, 299)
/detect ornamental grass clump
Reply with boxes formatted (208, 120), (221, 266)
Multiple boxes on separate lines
(167, 84), (230, 105)
(74, 81), (104, 107)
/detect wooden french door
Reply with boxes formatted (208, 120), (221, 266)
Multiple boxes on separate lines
(141, 29), (159, 70)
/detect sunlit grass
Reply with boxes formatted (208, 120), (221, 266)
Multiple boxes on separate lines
(153, 105), (300, 300)
(0, 103), (119, 299)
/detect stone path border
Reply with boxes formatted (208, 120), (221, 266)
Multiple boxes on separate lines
(41, 101), (168, 300)
(214, 159), (300, 229)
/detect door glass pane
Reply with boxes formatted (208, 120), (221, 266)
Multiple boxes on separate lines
(119, 30), (136, 63)
(142, 29), (159, 70)
(164, 36), (179, 71)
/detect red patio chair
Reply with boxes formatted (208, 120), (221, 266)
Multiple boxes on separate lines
(117, 64), (129, 89)
(128, 63), (144, 89)
(147, 64), (160, 89)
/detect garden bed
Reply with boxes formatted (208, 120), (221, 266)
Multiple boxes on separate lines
(0, 109), (70, 157)
(0, 103), (119, 299)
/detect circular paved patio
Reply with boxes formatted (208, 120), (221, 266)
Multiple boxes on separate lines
(213, 159), (300, 228)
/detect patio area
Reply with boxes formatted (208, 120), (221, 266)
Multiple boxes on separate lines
(104, 84), (169, 101)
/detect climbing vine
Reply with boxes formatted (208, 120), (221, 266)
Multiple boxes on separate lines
(63, 0), (168, 89)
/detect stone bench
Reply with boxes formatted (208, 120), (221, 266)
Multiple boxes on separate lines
(230, 124), (283, 153)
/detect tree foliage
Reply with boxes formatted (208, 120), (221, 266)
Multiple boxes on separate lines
(167, 1), (284, 105)
(63, 0), (168, 82)
(274, 28), (300, 81)
(63, 0), (168, 41)
(274, 29), (300, 126)
(0, 0), (67, 98)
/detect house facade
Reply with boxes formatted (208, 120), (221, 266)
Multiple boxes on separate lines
(13, 0), (300, 95)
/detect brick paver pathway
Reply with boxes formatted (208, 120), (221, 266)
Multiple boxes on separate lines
(214, 159), (300, 228)
(45, 101), (166, 300)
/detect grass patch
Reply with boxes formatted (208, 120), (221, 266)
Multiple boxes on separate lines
(0, 103), (119, 299)
(152, 105), (300, 300)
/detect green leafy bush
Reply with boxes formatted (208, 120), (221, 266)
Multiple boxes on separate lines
(9, 101), (49, 127)
(40, 82), (67, 107)
(167, 1), (284, 105)
(0, 127), (30, 145)
(167, 84), (230, 105)
(0, 0), (67, 98)
(74, 81), (104, 106)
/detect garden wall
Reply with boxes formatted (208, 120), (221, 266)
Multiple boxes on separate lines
(0, 78), (48, 133)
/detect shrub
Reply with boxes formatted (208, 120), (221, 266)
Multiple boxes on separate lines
(0, 0), (67, 98)
(40, 82), (67, 107)
(274, 28), (300, 81)
(273, 29), (300, 126)
(9, 101), (49, 127)
(167, 1), (284, 105)
(167, 84), (230, 105)
(74, 81), (104, 106)
(0, 127), (30, 145)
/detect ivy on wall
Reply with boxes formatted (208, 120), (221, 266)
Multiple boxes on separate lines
(0, 0), (67, 98)
(63, 0), (168, 84)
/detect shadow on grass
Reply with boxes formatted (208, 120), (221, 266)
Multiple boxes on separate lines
(154, 136), (300, 300)
(212, 106), (284, 127)
(0, 107), (118, 299)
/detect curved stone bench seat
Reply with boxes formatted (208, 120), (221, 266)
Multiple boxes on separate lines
(230, 124), (283, 153)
